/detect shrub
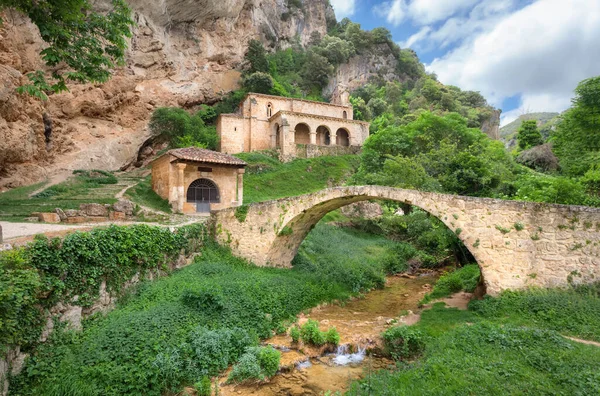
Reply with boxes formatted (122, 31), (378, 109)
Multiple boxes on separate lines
(300, 319), (326, 346)
(325, 327), (340, 345)
(290, 326), (301, 343)
(227, 346), (281, 383)
(194, 376), (212, 396)
(382, 325), (425, 360)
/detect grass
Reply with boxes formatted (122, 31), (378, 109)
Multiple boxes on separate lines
(10, 223), (403, 395)
(236, 152), (360, 204)
(125, 176), (172, 213)
(420, 264), (481, 304)
(348, 283), (600, 395)
(0, 171), (129, 221)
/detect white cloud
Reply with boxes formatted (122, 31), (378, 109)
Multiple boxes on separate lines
(330, 0), (357, 19)
(427, 0), (600, 119)
(376, 0), (407, 27)
(407, 0), (479, 25)
(401, 26), (431, 49)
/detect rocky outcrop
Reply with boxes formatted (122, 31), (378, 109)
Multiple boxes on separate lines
(0, 0), (334, 190)
(480, 108), (501, 140)
(325, 44), (401, 103)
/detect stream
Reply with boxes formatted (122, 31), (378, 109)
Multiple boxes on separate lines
(216, 274), (439, 396)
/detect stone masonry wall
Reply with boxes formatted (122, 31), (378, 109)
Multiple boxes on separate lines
(213, 186), (600, 296)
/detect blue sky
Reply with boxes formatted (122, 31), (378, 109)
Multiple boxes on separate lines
(330, 0), (600, 125)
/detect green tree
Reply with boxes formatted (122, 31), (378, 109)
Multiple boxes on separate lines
(149, 108), (218, 149)
(242, 72), (274, 94)
(245, 39), (269, 74)
(2, 0), (134, 100)
(517, 120), (543, 150)
(300, 51), (334, 90)
(315, 35), (355, 65)
(552, 76), (600, 176)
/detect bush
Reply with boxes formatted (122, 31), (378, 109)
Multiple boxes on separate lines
(149, 107), (218, 150)
(290, 326), (301, 343)
(227, 346), (281, 383)
(382, 325), (425, 360)
(194, 376), (212, 396)
(300, 319), (326, 346)
(325, 327), (340, 345)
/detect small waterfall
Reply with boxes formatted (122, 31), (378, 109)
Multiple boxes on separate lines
(332, 344), (366, 366)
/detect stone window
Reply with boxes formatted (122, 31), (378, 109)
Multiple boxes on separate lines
(187, 178), (220, 203)
(267, 103), (273, 117)
(343, 110), (347, 119)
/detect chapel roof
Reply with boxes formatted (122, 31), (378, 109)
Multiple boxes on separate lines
(167, 147), (247, 166)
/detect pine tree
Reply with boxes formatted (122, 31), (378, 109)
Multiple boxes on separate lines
(517, 120), (543, 150)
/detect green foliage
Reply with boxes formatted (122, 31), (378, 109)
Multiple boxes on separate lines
(470, 283), (600, 341)
(194, 376), (212, 396)
(0, 224), (208, 352)
(421, 264), (481, 304)
(382, 325), (425, 360)
(325, 327), (340, 345)
(355, 112), (514, 196)
(242, 72), (274, 94)
(4, 0), (134, 100)
(517, 120), (543, 150)
(314, 35), (355, 65)
(227, 346), (281, 383)
(512, 173), (590, 205)
(237, 153), (360, 204)
(234, 205), (249, 223)
(244, 39), (269, 74)
(299, 320), (326, 345)
(354, 209), (469, 269)
(12, 231), (396, 394)
(72, 169), (118, 185)
(300, 51), (334, 90)
(125, 176), (173, 213)
(149, 107), (218, 150)
(552, 76), (600, 176)
(290, 326), (301, 343)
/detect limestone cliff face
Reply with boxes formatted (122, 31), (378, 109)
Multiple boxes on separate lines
(480, 109), (501, 140)
(0, 0), (334, 189)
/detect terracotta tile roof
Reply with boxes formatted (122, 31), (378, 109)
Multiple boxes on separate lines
(168, 148), (247, 166)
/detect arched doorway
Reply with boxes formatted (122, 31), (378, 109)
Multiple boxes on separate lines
(294, 123), (311, 144)
(316, 126), (331, 146)
(187, 178), (220, 213)
(336, 128), (350, 147)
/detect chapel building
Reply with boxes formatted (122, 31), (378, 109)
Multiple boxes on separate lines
(216, 93), (370, 160)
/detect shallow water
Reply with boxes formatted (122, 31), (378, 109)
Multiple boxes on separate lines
(217, 274), (438, 396)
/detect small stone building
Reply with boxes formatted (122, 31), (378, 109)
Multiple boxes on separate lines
(217, 93), (370, 160)
(151, 147), (247, 214)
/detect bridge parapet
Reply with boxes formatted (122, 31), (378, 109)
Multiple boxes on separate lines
(212, 186), (600, 296)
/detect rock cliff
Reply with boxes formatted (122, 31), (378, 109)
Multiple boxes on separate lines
(0, 0), (334, 189)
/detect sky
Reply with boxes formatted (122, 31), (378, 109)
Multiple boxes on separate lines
(329, 0), (600, 126)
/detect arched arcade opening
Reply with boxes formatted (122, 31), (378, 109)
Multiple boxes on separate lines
(294, 123), (311, 145)
(336, 128), (350, 147)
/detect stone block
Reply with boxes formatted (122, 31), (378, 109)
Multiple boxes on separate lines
(64, 209), (82, 217)
(80, 203), (108, 217)
(55, 208), (67, 221)
(109, 211), (127, 221)
(66, 216), (87, 224)
(38, 212), (61, 223)
(85, 216), (108, 223)
(113, 199), (135, 215)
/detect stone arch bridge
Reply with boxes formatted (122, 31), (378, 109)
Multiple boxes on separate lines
(212, 186), (600, 296)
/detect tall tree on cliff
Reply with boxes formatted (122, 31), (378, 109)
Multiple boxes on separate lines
(244, 39), (270, 74)
(0, 0), (134, 100)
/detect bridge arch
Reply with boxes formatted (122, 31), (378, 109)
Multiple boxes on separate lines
(213, 186), (600, 296)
